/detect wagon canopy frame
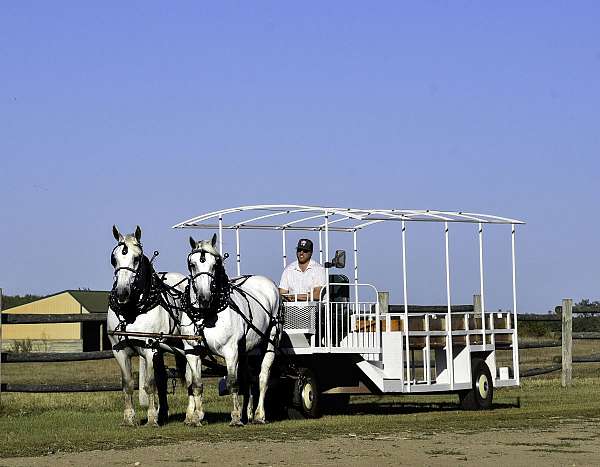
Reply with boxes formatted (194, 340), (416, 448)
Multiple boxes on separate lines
(172, 204), (524, 280)
(173, 204), (524, 233)
(172, 203), (524, 272)
(173, 204), (525, 388)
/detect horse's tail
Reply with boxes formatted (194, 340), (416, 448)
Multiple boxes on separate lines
(274, 300), (284, 345)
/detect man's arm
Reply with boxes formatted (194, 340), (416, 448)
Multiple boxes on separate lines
(280, 289), (322, 302)
(283, 285), (323, 302)
(279, 287), (292, 302)
(279, 268), (290, 300)
(313, 264), (327, 301)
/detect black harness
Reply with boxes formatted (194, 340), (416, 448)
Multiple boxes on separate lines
(109, 242), (186, 340)
(184, 248), (232, 324)
(185, 248), (282, 349)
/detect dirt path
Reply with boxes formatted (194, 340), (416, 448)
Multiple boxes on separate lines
(3, 421), (600, 466)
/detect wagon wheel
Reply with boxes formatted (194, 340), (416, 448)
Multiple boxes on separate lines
(459, 358), (494, 410)
(291, 368), (321, 418)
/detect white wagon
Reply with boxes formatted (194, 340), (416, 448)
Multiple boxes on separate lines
(173, 205), (523, 417)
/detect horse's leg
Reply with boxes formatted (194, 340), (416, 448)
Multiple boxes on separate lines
(245, 373), (254, 425)
(223, 344), (243, 426)
(138, 356), (149, 408)
(254, 326), (279, 424)
(184, 353), (195, 424)
(184, 353), (204, 426)
(239, 352), (253, 424)
(153, 350), (169, 425)
(140, 348), (159, 427)
(114, 349), (137, 426)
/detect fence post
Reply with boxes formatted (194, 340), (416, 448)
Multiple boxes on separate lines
(378, 291), (389, 335)
(561, 298), (573, 388)
(473, 294), (482, 315)
(1, 287), (3, 406)
(378, 291), (389, 314)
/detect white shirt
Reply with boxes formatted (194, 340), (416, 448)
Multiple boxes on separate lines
(279, 259), (327, 296)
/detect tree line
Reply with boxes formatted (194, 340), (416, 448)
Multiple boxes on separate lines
(0, 294), (44, 310)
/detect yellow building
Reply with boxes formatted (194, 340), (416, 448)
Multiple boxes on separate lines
(1, 290), (110, 352)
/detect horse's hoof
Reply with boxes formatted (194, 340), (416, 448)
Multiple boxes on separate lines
(229, 419), (244, 427)
(253, 418), (267, 425)
(120, 418), (138, 427)
(145, 420), (160, 428)
(184, 415), (204, 427)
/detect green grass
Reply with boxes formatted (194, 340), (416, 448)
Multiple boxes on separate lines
(2, 376), (600, 458)
(1, 345), (600, 458)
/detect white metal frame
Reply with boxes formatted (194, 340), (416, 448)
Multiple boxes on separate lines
(173, 205), (524, 392)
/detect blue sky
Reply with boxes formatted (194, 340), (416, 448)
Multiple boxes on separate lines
(1, 2), (599, 313)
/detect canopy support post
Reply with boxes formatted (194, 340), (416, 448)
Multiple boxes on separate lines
(402, 221), (411, 391)
(235, 227), (241, 277)
(445, 222), (454, 391)
(324, 211), (331, 351)
(319, 229), (323, 264)
(353, 229), (359, 312)
(218, 215), (223, 256)
(512, 224), (520, 384)
(478, 223), (487, 349)
(281, 229), (287, 268)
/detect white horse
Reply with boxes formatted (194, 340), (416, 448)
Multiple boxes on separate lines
(107, 225), (187, 426)
(182, 234), (281, 426)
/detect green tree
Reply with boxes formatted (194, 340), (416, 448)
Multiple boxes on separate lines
(1, 294), (43, 310)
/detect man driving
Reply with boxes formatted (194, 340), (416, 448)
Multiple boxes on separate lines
(279, 239), (326, 302)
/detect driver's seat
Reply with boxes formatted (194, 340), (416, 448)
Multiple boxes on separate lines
(328, 274), (349, 302)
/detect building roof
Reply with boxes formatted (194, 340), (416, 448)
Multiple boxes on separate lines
(2, 290), (109, 313)
(68, 290), (109, 313)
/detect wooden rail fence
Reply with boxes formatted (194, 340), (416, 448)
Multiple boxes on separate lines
(1, 300), (599, 393)
(0, 312), (117, 393)
(519, 299), (600, 386)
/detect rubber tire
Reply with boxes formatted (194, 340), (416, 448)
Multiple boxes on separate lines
(292, 368), (321, 418)
(459, 358), (494, 410)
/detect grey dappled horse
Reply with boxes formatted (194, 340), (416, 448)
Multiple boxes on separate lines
(182, 234), (282, 426)
(107, 226), (187, 426)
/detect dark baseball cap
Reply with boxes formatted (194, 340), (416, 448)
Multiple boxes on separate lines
(296, 239), (313, 252)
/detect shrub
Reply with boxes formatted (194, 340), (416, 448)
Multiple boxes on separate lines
(9, 339), (33, 353)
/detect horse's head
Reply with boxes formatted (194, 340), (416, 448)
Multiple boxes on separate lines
(187, 233), (224, 309)
(111, 225), (146, 305)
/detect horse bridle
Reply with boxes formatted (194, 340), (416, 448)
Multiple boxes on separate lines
(111, 242), (140, 276)
(188, 249), (220, 293)
(110, 242), (152, 317)
(186, 248), (230, 313)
